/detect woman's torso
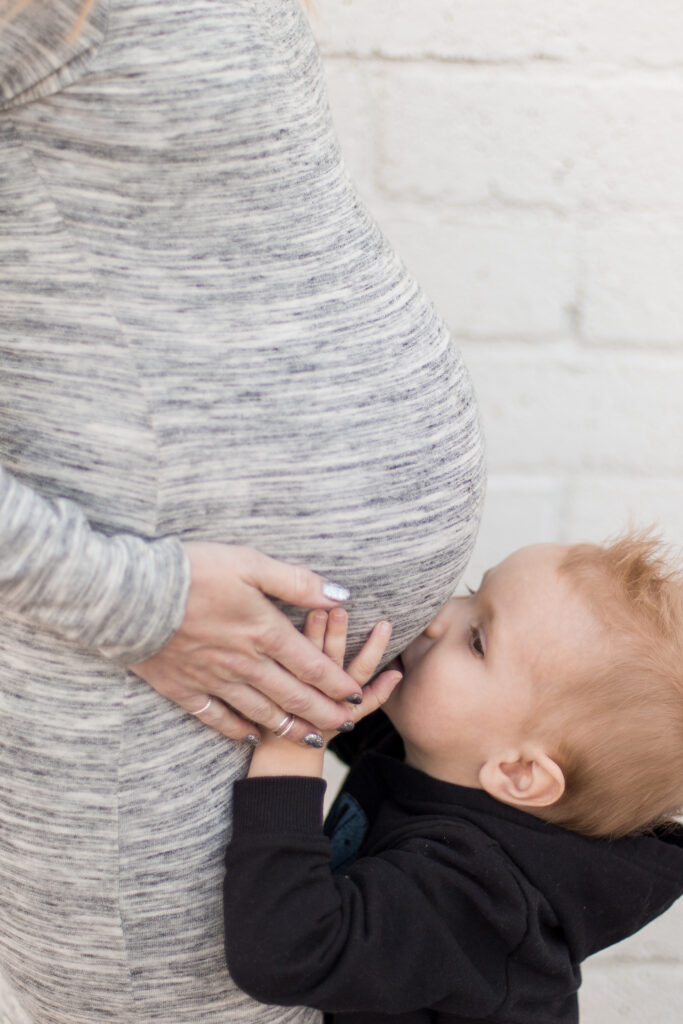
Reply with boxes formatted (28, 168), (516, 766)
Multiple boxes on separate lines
(0, 2), (485, 1021)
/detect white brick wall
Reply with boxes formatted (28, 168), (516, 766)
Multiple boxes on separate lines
(311, 2), (683, 1019)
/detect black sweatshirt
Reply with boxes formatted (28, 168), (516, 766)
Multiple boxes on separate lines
(224, 714), (683, 1024)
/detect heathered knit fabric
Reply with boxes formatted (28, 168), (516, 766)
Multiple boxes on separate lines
(0, 1), (486, 1020)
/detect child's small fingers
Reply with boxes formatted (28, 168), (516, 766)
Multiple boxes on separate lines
(352, 670), (402, 722)
(347, 621), (392, 686)
(323, 606), (348, 667)
(303, 610), (328, 650)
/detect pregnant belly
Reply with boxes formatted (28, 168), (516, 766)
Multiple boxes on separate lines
(150, 296), (486, 661)
(1, 161), (485, 660)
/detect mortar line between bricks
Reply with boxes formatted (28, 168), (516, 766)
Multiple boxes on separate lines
(374, 193), (683, 218)
(322, 51), (683, 79)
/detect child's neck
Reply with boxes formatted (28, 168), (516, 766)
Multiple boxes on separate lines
(401, 740), (482, 790)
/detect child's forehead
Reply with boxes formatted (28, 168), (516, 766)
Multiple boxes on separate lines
(483, 543), (569, 600)
(485, 545), (602, 669)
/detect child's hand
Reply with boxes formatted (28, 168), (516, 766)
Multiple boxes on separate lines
(303, 608), (402, 744)
(247, 611), (402, 778)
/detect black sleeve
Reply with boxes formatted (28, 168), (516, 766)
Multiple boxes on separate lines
(223, 776), (531, 1019)
(328, 709), (401, 767)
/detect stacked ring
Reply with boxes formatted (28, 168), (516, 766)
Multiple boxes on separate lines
(274, 713), (296, 738)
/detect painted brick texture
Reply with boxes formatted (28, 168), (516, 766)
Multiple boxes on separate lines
(312, 2), (683, 1020)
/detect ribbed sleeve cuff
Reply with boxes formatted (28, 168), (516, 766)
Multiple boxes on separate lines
(0, 468), (191, 664)
(232, 777), (327, 834)
(96, 534), (191, 665)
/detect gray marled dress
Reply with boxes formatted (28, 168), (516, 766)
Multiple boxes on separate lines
(0, 1), (485, 1020)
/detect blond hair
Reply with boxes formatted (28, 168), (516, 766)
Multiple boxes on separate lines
(529, 531), (683, 838)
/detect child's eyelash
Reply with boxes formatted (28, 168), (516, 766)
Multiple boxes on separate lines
(469, 625), (485, 657)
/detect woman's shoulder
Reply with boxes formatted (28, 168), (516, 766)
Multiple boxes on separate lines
(0, 0), (108, 112)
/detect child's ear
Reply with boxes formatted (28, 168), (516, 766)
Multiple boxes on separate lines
(479, 751), (565, 809)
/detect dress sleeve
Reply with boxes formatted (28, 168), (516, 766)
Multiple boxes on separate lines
(223, 776), (529, 1020)
(0, 465), (190, 664)
(0, 0), (108, 113)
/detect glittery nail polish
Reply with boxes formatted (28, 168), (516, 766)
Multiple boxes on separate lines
(337, 721), (355, 733)
(345, 693), (363, 705)
(303, 733), (324, 748)
(322, 581), (351, 603)
(245, 734), (261, 746)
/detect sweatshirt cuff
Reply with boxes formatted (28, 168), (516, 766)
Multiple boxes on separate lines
(0, 468), (191, 664)
(232, 777), (327, 834)
(96, 534), (191, 665)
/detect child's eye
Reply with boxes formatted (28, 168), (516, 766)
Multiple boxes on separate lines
(469, 625), (485, 658)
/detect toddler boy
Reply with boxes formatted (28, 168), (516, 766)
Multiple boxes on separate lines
(224, 534), (683, 1024)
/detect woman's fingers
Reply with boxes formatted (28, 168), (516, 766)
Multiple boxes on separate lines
(147, 543), (362, 705)
(241, 546), (351, 610)
(260, 605), (362, 704)
(185, 695), (262, 743)
(133, 543), (408, 741)
(134, 635), (356, 737)
(181, 684), (325, 746)
(206, 653), (353, 733)
(180, 614), (400, 745)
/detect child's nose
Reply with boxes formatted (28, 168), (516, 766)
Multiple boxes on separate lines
(424, 600), (457, 638)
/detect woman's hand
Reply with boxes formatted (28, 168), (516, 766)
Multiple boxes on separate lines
(248, 608), (403, 778)
(129, 542), (364, 744)
(303, 607), (402, 746)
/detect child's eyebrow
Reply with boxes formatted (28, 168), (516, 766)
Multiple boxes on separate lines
(482, 602), (496, 647)
(476, 588), (496, 653)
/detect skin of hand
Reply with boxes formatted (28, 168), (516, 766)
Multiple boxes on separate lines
(248, 607), (403, 778)
(129, 542), (366, 744)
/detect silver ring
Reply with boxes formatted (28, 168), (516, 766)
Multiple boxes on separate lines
(191, 697), (213, 717)
(274, 713), (296, 738)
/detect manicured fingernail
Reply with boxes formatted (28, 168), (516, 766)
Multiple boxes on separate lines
(345, 693), (363, 705)
(245, 734), (261, 746)
(337, 721), (355, 733)
(322, 581), (351, 603)
(303, 733), (324, 748)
